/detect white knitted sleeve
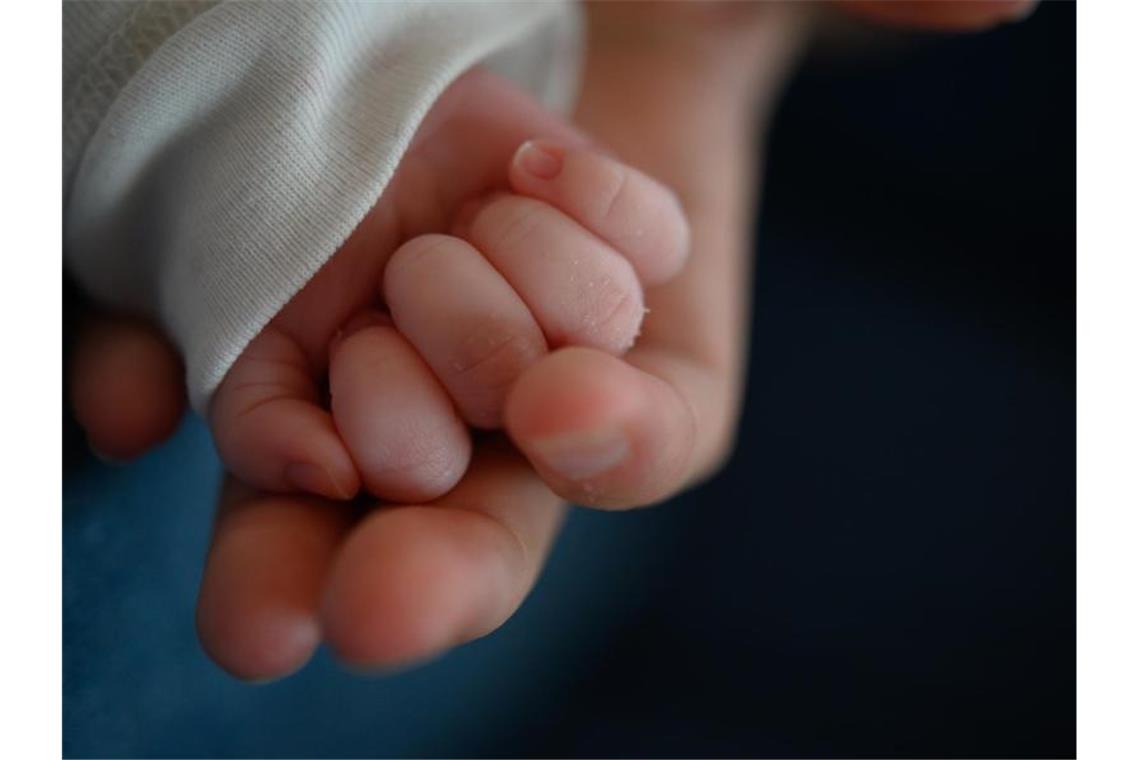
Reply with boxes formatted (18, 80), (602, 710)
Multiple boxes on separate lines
(63, 1), (581, 412)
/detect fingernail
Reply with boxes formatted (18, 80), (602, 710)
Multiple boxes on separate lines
(515, 140), (563, 181)
(286, 461), (347, 499)
(528, 427), (629, 480)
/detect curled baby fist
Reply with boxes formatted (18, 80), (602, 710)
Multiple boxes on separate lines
(339, 150), (687, 499)
(210, 76), (689, 508)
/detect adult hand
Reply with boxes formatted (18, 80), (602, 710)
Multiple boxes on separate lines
(68, 0), (1036, 679)
(195, 4), (810, 678)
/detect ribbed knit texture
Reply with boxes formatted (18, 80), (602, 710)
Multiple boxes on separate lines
(64, 1), (218, 190)
(63, 1), (580, 412)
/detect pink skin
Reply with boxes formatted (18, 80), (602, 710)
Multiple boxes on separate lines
(329, 315), (471, 503)
(208, 69), (691, 505)
(67, 1), (1034, 680)
(70, 316), (184, 461)
(381, 234), (547, 430)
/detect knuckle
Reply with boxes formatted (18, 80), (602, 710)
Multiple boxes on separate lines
(451, 325), (544, 391)
(595, 163), (631, 227)
(386, 234), (465, 283)
(474, 197), (548, 253)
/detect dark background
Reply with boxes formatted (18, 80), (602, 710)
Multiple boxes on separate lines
(64, 2), (1074, 757)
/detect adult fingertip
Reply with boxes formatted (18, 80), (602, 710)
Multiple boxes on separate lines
(196, 488), (347, 682)
(320, 507), (517, 669)
(527, 426), (632, 482)
(506, 347), (701, 509)
(504, 349), (644, 503)
(197, 606), (320, 683)
(71, 323), (185, 460)
(86, 437), (129, 466)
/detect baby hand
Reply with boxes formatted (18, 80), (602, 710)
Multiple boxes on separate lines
(208, 70), (688, 503)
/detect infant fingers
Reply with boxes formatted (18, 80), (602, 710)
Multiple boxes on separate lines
(329, 313), (471, 503)
(507, 140), (690, 287)
(384, 234), (547, 429)
(211, 326), (360, 500)
(462, 194), (645, 354)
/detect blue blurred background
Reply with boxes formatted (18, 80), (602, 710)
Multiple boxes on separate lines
(64, 3), (1074, 757)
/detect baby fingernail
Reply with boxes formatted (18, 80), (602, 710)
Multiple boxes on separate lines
(529, 427), (629, 480)
(286, 461), (345, 499)
(515, 140), (563, 180)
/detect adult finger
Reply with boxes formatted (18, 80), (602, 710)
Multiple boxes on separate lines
(505, 345), (721, 508)
(196, 478), (355, 681)
(320, 440), (565, 669)
(503, 33), (760, 508)
(69, 314), (185, 460)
